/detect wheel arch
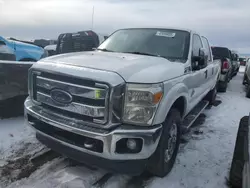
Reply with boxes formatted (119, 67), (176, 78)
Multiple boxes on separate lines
(170, 96), (187, 118)
(153, 83), (188, 125)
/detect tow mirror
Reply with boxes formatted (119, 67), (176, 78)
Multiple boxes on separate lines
(192, 48), (206, 70)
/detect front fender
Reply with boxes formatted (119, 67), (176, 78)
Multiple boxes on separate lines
(153, 81), (188, 125)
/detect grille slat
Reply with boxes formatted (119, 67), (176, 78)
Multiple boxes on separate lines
(36, 76), (107, 100)
(37, 92), (105, 117)
(32, 72), (109, 125)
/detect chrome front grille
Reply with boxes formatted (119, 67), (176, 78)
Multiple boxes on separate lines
(31, 72), (109, 125)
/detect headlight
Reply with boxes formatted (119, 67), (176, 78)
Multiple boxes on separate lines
(123, 83), (163, 126)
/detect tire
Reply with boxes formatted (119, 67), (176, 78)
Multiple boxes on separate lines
(218, 81), (228, 92)
(243, 75), (246, 85)
(246, 84), (250, 98)
(148, 108), (181, 177)
(204, 85), (217, 105)
(229, 116), (249, 188)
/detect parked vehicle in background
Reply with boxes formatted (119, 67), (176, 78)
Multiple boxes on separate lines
(44, 44), (57, 56)
(0, 60), (33, 102)
(229, 116), (250, 188)
(0, 36), (47, 62)
(243, 58), (250, 98)
(211, 46), (232, 92)
(0, 40), (16, 61)
(0, 60), (34, 118)
(33, 39), (57, 48)
(240, 57), (247, 66)
(231, 51), (240, 76)
(56, 30), (106, 55)
(25, 27), (220, 177)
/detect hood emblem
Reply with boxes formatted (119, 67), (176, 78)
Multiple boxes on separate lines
(50, 89), (73, 105)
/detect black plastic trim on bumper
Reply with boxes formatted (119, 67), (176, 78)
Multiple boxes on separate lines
(36, 132), (148, 175)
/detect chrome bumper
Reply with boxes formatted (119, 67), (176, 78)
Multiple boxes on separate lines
(24, 98), (162, 160)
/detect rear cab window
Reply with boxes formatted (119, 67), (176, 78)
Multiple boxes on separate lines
(211, 47), (231, 59)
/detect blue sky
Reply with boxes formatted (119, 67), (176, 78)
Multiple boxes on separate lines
(0, 0), (249, 54)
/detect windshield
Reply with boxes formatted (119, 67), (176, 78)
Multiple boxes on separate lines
(98, 28), (190, 61)
(211, 47), (231, 59)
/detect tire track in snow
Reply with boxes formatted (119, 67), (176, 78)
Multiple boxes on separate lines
(92, 173), (113, 188)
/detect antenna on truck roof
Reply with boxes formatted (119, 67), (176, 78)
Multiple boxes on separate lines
(91, 6), (95, 30)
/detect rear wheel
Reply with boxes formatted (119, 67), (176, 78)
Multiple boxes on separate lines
(204, 85), (217, 105)
(148, 108), (181, 177)
(218, 81), (228, 92)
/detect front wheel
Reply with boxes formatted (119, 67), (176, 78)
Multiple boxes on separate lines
(148, 108), (181, 177)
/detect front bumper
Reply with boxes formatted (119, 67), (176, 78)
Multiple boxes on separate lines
(36, 132), (148, 175)
(24, 98), (162, 161)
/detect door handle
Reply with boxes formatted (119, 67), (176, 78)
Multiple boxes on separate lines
(204, 70), (208, 78)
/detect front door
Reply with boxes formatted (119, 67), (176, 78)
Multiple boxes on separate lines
(186, 34), (208, 112)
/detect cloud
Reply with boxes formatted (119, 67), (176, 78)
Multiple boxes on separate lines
(0, 0), (249, 53)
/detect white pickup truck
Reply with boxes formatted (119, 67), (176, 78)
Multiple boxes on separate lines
(24, 27), (220, 177)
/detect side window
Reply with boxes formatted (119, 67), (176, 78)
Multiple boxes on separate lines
(201, 37), (212, 61)
(192, 34), (202, 57)
(229, 50), (232, 60)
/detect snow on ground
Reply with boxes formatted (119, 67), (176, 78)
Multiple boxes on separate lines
(1, 72), (250, 188)
(239, 65), (246, 73)
(0, 117), (37, 158)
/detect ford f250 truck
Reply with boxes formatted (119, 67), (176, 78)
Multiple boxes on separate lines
(24, 28), (220, 177)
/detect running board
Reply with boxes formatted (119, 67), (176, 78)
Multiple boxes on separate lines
(181, 100), (209, 133)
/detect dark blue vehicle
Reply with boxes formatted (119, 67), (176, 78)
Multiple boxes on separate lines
(0, 36), (47, 62)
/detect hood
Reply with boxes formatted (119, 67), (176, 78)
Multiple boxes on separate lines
(41, 51), (185, 83)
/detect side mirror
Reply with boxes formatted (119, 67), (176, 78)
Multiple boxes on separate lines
(192, 48), (206, 70)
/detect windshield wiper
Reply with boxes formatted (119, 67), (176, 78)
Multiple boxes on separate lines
(124, 51), (171, 60)
(123, 51), (157, 57)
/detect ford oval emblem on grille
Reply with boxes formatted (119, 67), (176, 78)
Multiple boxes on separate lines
(50, 89), (73, 105)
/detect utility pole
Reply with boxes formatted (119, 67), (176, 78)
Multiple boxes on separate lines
(91, 6), (95, 30)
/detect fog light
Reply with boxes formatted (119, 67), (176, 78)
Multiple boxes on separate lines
(127, 139), (137, 150)
(116, 138), (143, 154)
